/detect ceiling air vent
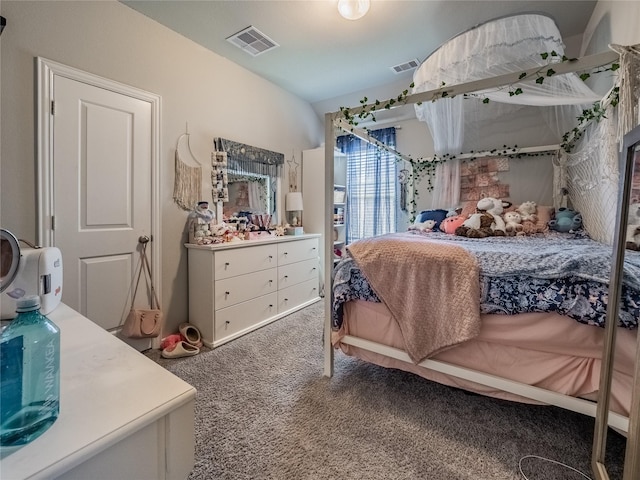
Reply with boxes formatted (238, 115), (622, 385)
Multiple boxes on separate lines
(390, 59), (420, 74)
(226, 26), (279, 57)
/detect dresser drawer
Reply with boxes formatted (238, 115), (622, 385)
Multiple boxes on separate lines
(214, 244), (277, 280)
(215, 293), (278, 342)
(215, 268), (277, 309)
(278, 278), (319, 313)
(278, 258), (319, 290)
(277, 238), (319, 266)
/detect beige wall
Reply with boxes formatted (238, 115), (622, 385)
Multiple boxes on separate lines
(0, 1), (323, 334)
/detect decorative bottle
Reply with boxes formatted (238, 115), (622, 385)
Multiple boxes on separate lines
(0, 295), (60, 447)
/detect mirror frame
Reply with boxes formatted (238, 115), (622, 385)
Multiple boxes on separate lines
(592, 123), (640, 479)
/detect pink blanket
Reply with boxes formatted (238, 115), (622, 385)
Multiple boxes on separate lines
(347, 233), (481, 363)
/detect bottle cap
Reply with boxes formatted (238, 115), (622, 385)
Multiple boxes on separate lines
(16, 295), (41, 312)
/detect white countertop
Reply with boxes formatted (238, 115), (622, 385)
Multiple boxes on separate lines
(1, 304), (196, 480)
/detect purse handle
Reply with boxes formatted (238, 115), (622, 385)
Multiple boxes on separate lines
(130, 241), (161, 310)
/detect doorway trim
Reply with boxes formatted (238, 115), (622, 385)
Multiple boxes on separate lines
(36, 56), (162, 305)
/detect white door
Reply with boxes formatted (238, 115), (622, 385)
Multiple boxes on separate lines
(38, 58), (161, 349)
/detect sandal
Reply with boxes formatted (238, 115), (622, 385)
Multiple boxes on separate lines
(161, 340), (200, 359)
(179, 322), (203, 348)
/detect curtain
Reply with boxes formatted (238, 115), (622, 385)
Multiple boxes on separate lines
(412, 13), (601, 208)
(337, 127), (397, 243)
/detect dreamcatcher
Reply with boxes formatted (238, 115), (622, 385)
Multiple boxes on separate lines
(173, 132), (202, 211)
(398, 168), (409, 211)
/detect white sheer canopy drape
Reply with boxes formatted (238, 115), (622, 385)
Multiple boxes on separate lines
(412, 13), (601, 209)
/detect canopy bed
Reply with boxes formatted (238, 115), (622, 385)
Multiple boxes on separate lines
(322, 13), (640, 479)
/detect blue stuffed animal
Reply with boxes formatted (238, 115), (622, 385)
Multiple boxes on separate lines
(548, 208), (582, 233)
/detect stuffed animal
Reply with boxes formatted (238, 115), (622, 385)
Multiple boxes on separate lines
(503, 211), (523, 236)
(549, 208), (582, 233)
(408, 219), (437, 232)
(455, 212), (496, 238)
(625, 202), (640, 250)
(476, 197), (510, 236)
(516, 201), (538, 223)
(446, 207), (463, 218)
(440, 215), (467, 234)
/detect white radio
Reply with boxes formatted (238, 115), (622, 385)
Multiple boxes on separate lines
(1, 229), (63, 319)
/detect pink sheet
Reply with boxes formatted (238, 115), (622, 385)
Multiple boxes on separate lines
(332, 300), (637, 417)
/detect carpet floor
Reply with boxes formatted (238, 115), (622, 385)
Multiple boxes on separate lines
(148, 300), (627, 480)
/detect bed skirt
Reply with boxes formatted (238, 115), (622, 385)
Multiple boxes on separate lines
(332, 300), (637, 417)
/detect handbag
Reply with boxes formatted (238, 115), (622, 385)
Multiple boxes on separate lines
(122, 242), (163, 338)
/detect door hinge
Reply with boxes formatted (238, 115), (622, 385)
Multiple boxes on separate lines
(51, 100), (55, 115)
(51, 216), (55, 230)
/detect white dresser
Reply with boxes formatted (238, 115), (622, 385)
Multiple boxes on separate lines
(185, 234), (321, 347)
(1, 304), (196, 480)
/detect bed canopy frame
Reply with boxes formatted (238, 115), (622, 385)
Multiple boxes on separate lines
(322, 13), (640, 480)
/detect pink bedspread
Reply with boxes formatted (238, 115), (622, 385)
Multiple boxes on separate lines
(347, 233), (481, 363)
(333, 300), (637, 417)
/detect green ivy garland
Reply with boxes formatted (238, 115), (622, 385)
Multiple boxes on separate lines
(338, 52), (621, 220)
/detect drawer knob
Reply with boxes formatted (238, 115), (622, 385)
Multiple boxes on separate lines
(269, 304), (273, 308)
(269, 255), (273, 260)
(269, 279), (273, 284)
(284, 298), (288, 302)
(312, 267), (316, 271)
(224, 262), (230, 268)
(225, 320), (230, 325)
(284, 275), (288, 279)
(312, 247), (317, 250)
(225, 291), (230, 296)
(284, 252), (288, 256)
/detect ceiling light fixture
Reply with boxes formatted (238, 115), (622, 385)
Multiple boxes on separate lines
(337, 0), (370, 21)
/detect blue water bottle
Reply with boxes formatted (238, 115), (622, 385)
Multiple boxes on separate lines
(0, 295), (60, 447)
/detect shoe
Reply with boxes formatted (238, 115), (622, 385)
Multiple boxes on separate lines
(179, 322), (203, 348)
(161, 340), (200, 359)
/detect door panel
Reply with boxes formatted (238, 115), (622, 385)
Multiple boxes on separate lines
(53, 75), (152, 336)
(82, 254), (132, 331)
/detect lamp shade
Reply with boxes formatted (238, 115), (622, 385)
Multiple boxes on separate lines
(285, 192), (303, 212)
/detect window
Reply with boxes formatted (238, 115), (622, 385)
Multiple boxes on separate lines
(337, 127), (397, 243)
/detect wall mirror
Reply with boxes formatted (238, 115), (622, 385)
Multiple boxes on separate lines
(592, 122), (640, 480)
(214, 137), (283, 221)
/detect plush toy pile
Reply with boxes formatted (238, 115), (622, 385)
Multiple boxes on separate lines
(409, 198), (587, 239)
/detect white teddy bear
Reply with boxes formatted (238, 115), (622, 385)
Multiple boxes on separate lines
(516, 201), (538, 223)
(504, 211), (523, 236)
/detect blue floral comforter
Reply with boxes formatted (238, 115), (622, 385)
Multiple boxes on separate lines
(332, 231), (640, 330)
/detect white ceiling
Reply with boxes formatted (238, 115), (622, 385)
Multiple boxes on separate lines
(121, 0), (597, 107)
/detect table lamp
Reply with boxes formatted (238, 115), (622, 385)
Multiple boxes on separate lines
(285, 192), (304, 234)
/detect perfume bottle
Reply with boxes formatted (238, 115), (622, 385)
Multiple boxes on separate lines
(0, 295), (60, 447)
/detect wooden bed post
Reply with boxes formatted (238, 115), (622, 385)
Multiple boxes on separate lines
(323, 112), (335, 377)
